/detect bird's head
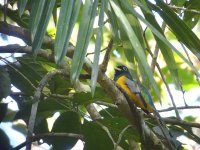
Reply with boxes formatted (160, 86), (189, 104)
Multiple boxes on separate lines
(114, 65), (132, 81)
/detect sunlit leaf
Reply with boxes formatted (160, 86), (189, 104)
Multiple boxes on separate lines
(17, 0), (28, 17)
(32, 0), (56, 55)
(110, 0), (161, 101)
(91, 0), (107, 96)
(82, 121), (114, 150)
(152, 0), (200, 59)
(71, 0), (99, 84)
(120, 0), (200, 78)
(54, 0), (81, 65)
(50, 111), (81, 149)
(30, 0), (46, 39)
(139, 0), (180, 89)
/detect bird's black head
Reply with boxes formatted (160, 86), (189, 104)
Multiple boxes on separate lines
(114, 65), (132, 81)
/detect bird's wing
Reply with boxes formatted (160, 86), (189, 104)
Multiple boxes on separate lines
(125, 78), (148, 108)
(125, 78), (155, 109)
(125, 78), (140, 93)
(138, 83), (155, 109)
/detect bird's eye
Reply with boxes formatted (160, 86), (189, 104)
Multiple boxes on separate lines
(123, 66), (127, 71)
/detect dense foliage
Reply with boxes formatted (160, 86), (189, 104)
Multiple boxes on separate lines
(0, 0), (200, 149)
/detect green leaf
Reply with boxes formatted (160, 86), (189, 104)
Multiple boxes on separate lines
(32, 0), (56, 55)
(8, 55), (55, 95)
(139, 0), (180, 89)
(0, 5), (29, 28)
(49, 75), (71, 95)
(91, 0), (107, 96)
(117, 2), (149, 85)
(110, 0), (161, 102)
(54, 0), (81, 65)
(152, 0), (200, 59)
(12, 120), (27, 135)
(34, 118), (49, 134)
(171, 0), (186, 7)
(30, 0), (46, 39)
(70, 0), (99, 84)
(99, 107), (123, 118)
(15, 97), (69, 122)
(106, 5), (120, 42)
(82, 121), (114, 150)
(183, 0), (200, 28)
(99, 117), (139, 142)
(0, 67), (11, 101)
(0, 103), (7, 123)
(120, 0), (200, 78)
(73, 87), (112, 105)
(49, 111), (81, 150)
(0, 129), (11, 150)
(17, 0), (28, 17)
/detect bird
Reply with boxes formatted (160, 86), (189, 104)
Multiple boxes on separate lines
(114, 65), (176, 149)
(114, 65), (155, 113)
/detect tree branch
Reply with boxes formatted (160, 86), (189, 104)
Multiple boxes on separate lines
(0, 21), (54, 49)
(13, 132), (84, 150)
(100, 38), (113, 73)
(145, 113), (200, 129)
(163, 118), (200, 129)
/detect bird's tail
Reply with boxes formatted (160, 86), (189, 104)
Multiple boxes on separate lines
(153, 110), (176, 150)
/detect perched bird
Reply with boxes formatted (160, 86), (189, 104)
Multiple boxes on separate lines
(114, 65), (155, 113)
(114, 65), (176, 149)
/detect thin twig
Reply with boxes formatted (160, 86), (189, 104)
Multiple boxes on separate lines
(96, 121), (118, 147)
(150, 22), (166, 72)
(158, 105), (200, 112)
(169, 5), (200, 14)
(143, 30), (181, 120)
(114, 125), (132, 150)
(13, 132), (84, 150)
(163, 118), (200, 129)
(0, 56), (37, 90)
(180, 42), (200, 86)
(95, 101), (118, 108)
(3, 0), (7, 22)
(100, 38), (113, 73)
(86, 103), (122, 149)
(26, 69), (67, 150)
(146, 113), (200, 129)
(179, 81), (188, 106)
(86, 46), (108, 56)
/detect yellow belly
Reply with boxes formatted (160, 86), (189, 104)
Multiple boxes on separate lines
(116, 76), (154, 113)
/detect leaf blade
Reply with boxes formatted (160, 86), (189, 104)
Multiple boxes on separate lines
(70, 0), (99, 84)
(153, 0), (200, 58)
(32, 0), (56, 55)
(120, 0), (200, 77)
(17, 0), (28, 17)
(91, 0), (107, 96)
(110, 0), (161, 101)
(55, 0), (82, 65)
